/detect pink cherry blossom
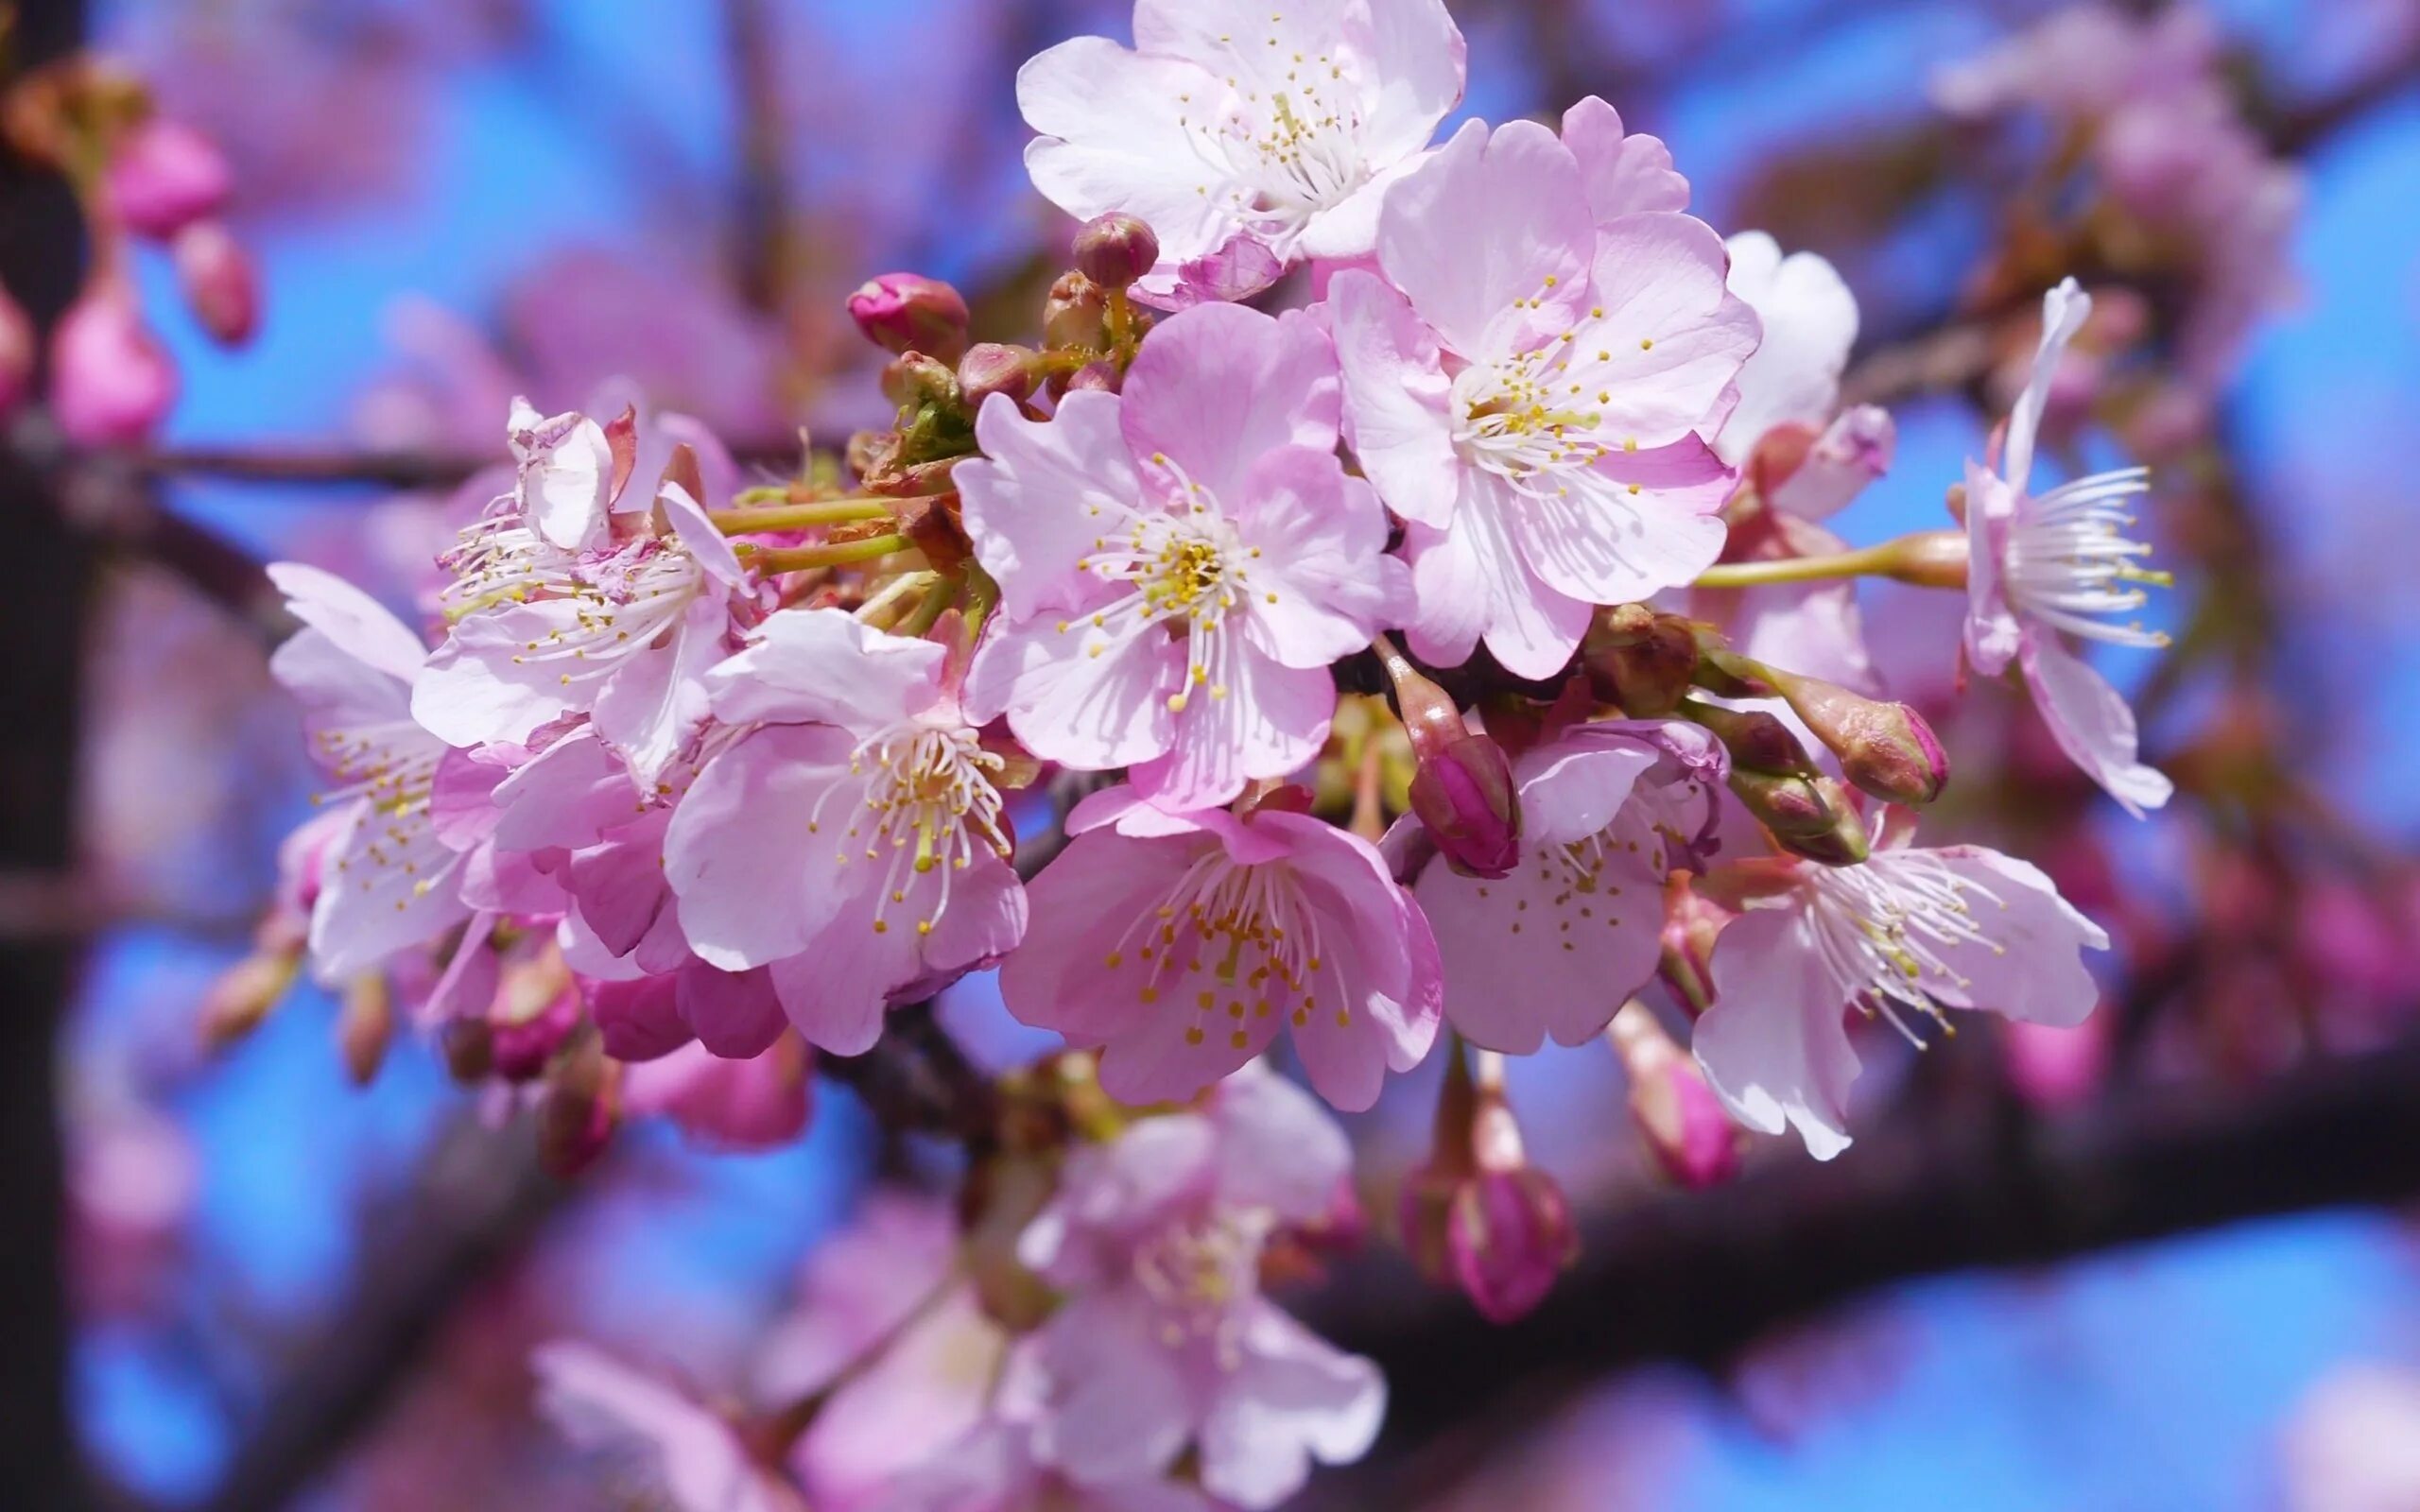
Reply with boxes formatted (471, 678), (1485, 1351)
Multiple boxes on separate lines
(1018, 0), (1466, 305)
(1695, 822), (2110, 1160)
(531, 1342), (804, 1512)
(620, 1036), (814, 1152)
(104, 116), (233, 240)
(1003, 788), (1441, 1110)
(665, 608), (1026, 1056)
(1964, 278), (2174, 815)
(1015, 1063), (1381, 1509)
(267, 562), (470, 983)
(1413, 720), (1722, 1054)
(1712, 232), (1858, 467)
(874, 1419), (1219, 1512)
(959, 301), (1405, 811)
(50, 281), (179, 447)
(414, 401), (750, 782)
(1560, 95), (1691, 225)
(1328, 117), (1756, 679)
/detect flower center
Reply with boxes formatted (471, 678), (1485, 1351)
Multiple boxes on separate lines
(2003, 466), (2171, 649)
(1101, 849), (1345, 1053)
(1179, 48), (1371, 249)
(1134, 1208), (1270, 1356)
(313, 723), (451, 903)
(1450, 317), (1642, 501)
(812, 724), (1009, 937)
(499, 543), (704, 689)
(1804, 856), (2002, 1042)
(1068, 458), (1264, 713)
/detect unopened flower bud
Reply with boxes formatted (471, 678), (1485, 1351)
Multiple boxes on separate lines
(1583, 604), (1701, 716)
(847, 273), (969, 363)
(1401, 1047), (1576, 1324)
(880, 351), (960, 413)
(490, 956), (580, 1082)
(0, 282), (32, 419)
(1776, 778), (1874, 867)
(199, 946), (299, 1052)
(1379, 642), (1519, 878)
(1063, 359), (1122, 394)
(1073, 213), (1160, 290)
(105, 117), (232, 241)
(1770, 671), (1948, 806)
(1043, 270), (1111, 353)
(1608, 1002), (1740, 1189)
(958, 341), (1041, 407)
(1659, 873), (1726, 1018)
(50, 283), (177, 445)
(172, 220), (259, 347)
(1689, 700), (1814, 777)
(536, 1039), (618, 1178)
(337, 976), (394, 1088)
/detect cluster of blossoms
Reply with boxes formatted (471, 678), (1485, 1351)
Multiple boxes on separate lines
(0, 57), (261, 443)
(220, 0), (2187, 1503)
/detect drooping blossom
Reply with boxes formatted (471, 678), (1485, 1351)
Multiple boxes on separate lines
(665, 608), (1026, 1056)
(1003, 786), (1441, 1110)
(1412, 720), (1723, 1053)
(1963, 278), (2174, 815)
(1694, 816), (2109, 1159)
(1015, 1063), (1382, 1509)
(1018, 0), (1467, 306)
(267, 562), (469, 984)
(959, 301), (1405, 811)
(532, 1342), (804, 1512)
(414, 399), (751, 782)
(1328, 115), (1757, 679)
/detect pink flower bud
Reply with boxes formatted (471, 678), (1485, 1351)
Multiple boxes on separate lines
(1658, 876), (1728, 1018)
(1609, 1002), (1740, 1189)
(1042, 270), (1111, 352)
(172, 221), (259, 347)
(958, 341), (1040, 406)
(1730, 769), (1872, 866)
(490, 958), (582, 1082)
(105, 117), (233, 240)
(847, 273), (969, 363)
(1401, 1047), (1576, 1324)
(1073, 212), (1160, 290)
(50, 284), (177, 445)
(0, 282), (32, 419)
(1063, 359), (1122, 394)
(1771, 670), (1948, 806)
(1380, 641), (1520, 878)
(1690, 701), (1813, 777)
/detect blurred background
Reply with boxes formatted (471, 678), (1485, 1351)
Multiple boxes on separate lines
(5, 0), (2419, 1507)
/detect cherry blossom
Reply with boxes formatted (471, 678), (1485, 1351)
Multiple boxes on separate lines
(1003, 787), (1441, 1110)
(268, 562), (469, 984)
(1015, 1063), (1382, 1508)
(531, 1342), (804, 1512)
(1327, 115), (1757, 678)
(665, 608), (1026, 1056)
(1695, 818), (2109, 1159)
(1964, 278), (2174, 815)
(959, 301), (1405, 812)
(1412, 720), (1723, 1054)
(1018, 0), (1467, 305)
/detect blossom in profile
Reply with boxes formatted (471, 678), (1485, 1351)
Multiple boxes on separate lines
(1015, 1063), (1381, 1509)
(1694, 816), (2109, 1159)
(1018, 0), (1467, 305)
(1328, 115), (1755, 678)
(959, 301), (1405, 812)
(267, 562), (469, 983)
(665, 608), (1026, 1056)
(1004, 786), (1441, 1110)
(1412, 720), (1723, 1054)
(1964, 277), (2174, 815)
(531, 1342), (803, 1512)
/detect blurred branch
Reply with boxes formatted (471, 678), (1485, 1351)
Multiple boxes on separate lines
(1308, 1030), (2420, 1508)
(722, 0), (795, 313)
(190, 1116), (571, 1512)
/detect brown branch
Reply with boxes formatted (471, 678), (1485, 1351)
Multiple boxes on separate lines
(1305, 1031), (2420, 1508)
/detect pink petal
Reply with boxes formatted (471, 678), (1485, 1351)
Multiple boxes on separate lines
(1566, 216), (1761, 448)
(1561, 95), (1690, 222)
(1908, 846), (2111, 1024)
(1715, 232), (1858, 465)
(706, 605), (945, 731)
(2019, 634), (2174, 816)
(1376, 118), (1592, 359)
(1323, 268), (1461, 529)
(1697, 903), (1859, 1160)
(664, 724), (859, 969)
(960, 391), (1141, 623)
(1121, 303), (1340, 505)
(1019, 39), (1233, 266)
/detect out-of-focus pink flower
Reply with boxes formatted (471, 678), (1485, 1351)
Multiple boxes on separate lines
(67, 1091), (197, 1316)
(1399, 1048), (1577, 1323)
(104, 116), (233, 240)
(49, 283), (178, 446)
(1016, 1063), (1381, 1509)
(1005, 785), (1442, 1110)
(620, 1036), (814, 1152)
(2001, 1015), (2112, 1110)
(1412, 721), (1722, 1053)
(172, 220), (261, 347)
(532, 1342), (804, 1512)
(1327, 114), (1754, 678)
(1712, 232), (1858, 467)
(267, 563), (470, 984)
(1019, 0), (1467, 305)
(873, 1418), (1219, 1512)
(664, 608), (1027, 1056)
(0, 281), (32, 419)
(1964, 278), (2173, 815)
(959, 301), (1405, 812)
(794, 1284), (1010, 1509)
(1608, 1001), (1741, 1188)
(1695, 817), (2109, 1159)
(1932, 6), (2219, 120)
(2279, 1364), (2420, 1512)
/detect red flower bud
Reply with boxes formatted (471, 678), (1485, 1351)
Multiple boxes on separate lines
(1073, 212), (1161, 290)
(1608, 1002), (1740, 1189)
(1379, 641), (1520, 878)
(105, 117), (232, 241)
(847, 273), (969, 363)
(1400, 1046), (1576, 1324)
(172, 220), (260, 347)
(1063, 359), (1122, 394)
(50, 283), (177, 445)
(490, 957), (581, 1082)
